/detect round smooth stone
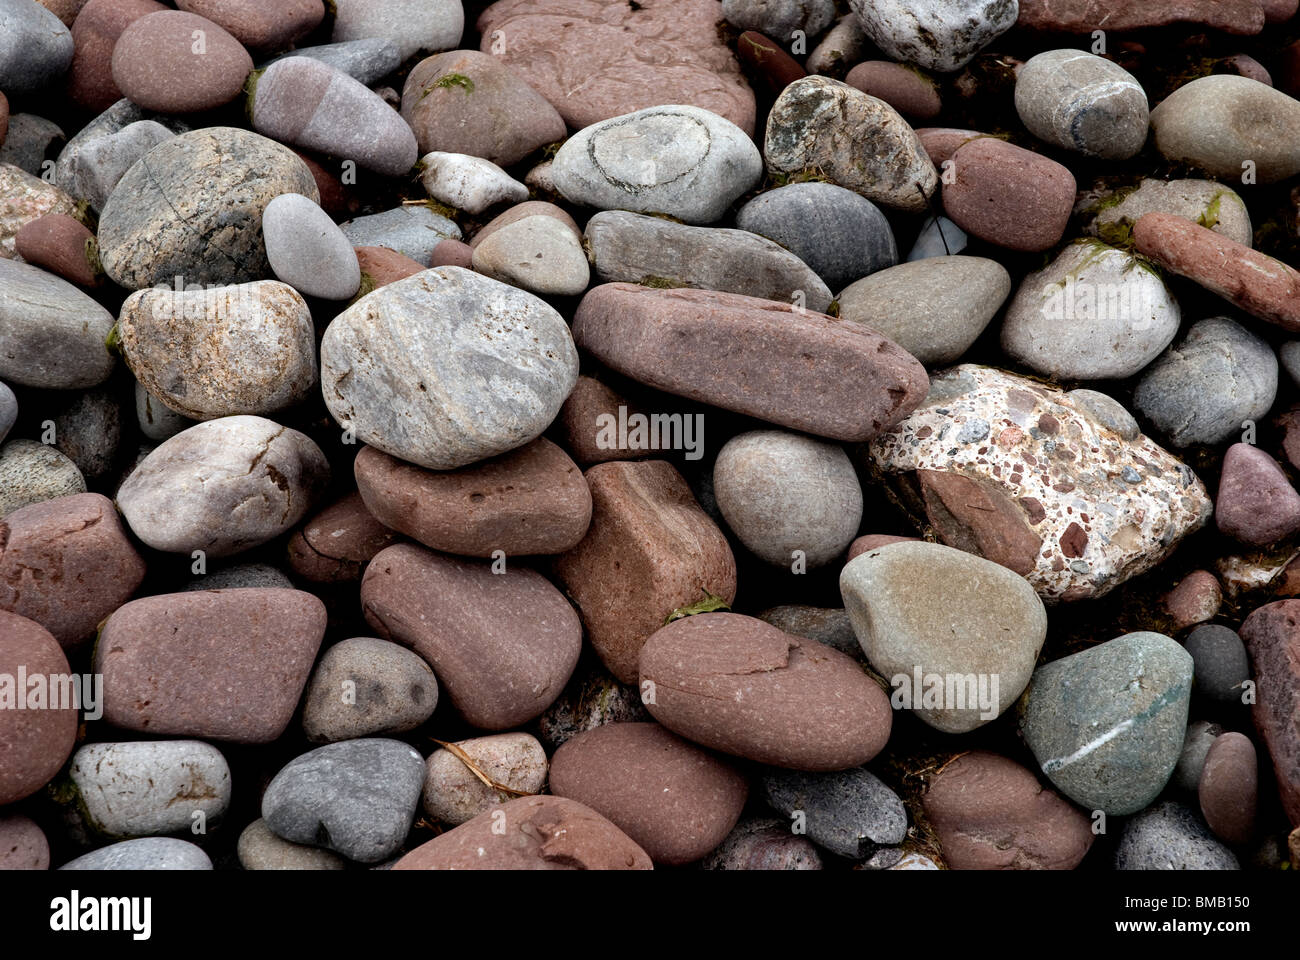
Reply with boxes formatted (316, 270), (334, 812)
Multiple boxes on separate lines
(184, 562), (292, 591)
(846, 60), (942, 119)
(762, 766), (907, 860)
(722, 0), (835, 37)
(0, 259), (116, 389)
(1114, 801), (1239, 870)
(134, 381), (193, 441)
(701, 817), (824, 870)
(339, 205), (460, 263)
(15, 213), (103, 288)
(1216, 443), (1300, 546)
(59, 838), (213, 870)
(237, 818), (346, 870)
(62, 119), (175, 214)
(50, 387), (122, 481)
(111, 10), (253, 113)
(263, 193), (360, 300)
(471, 214), (590, 296)
(1067, 388), (1140, 440)
(847, 0), (1018, 72)
(175, 0), (323, 53)
(421, 732), (548, 826)
(0, 611), (79, 805)
(301, 637), (439, 743)
(943, 137), (1076, 252)
(0, 814), (49, 869)
(1015, 50), (1148, 159)
(65, 0), (168, 114)
(1184, 624), (1251, 705)
(1198, 732), (1257, 845)
(0, 0), (75, 94)
(285, 491), (399, 584)
(0, 440), (86, 517)
(272, 38), (402, 86)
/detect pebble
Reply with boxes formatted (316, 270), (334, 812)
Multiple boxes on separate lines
(273, 38), (401, 86)
(134, 382), (192, 441)
(1149, 75), (1300, 183)
(330, 0), (463, 62)
(868, 365), (1212, 601)
(1185, 625), (1249, 706)
(96, 588), (325, 741)
(1020, 631), (1193, 815)
(923, 751), (1093, 869)
(186, 562), (294, 591)
(361, 543), (582, 728)
(98, 127), (319, 289)
(1133, 317), (1278, 448)
(701, 817), (824, 870)
(847, 0), (1018, 72)
(0, 380), (13, 443)
(118, 280), (318, 420)
(400, 50), (565, 166)
(838, 255), (1008, 365)
(0, 0), (74, 94)
(845, 61), (942, 119)
(471, 214), (590, 296)
(842, 541), (1047, 732)
(550, 722), (749, 865)
(806, 15), (867, 76)
(354, 245), (426, 288)
(471, 201), (579, 249)
(252, 56), (418, 178)
(15, 213), (103, 288)
(723, 0), (834, 37)
(551, 105), (762, 225)
(757, 605), (859, 658)
(67, 740), (231, 839)
(736, 31), (806, 93)
(0, 258), (115, 389)
(286, 492), (398, 583)
(638, 612), (892, 771)
(0, 113), (65, 175)
(1238, 600), (1300, 824)
(175, 0), (322, 53)
(1175, 721), (1224, 793)
(237, 819), (346, 870)
(477, 0), (755, 135)
(393, 795), (652, 870)
(714, 430), (863, 568)
(762, 767), (906, 860)
(1015, 50), (1148, 159)
(62, 119), (175, 214)
(260, 195), (358, 301)
(1216, 443), (1300, 546)
(1001, 241), (1180, 379)
(117, 416), (330, 556)
(1163, 571), (1224, 633)
(1077, 178), (1252, 248)
(429, 238), (474, 269)
(1133, 212), (1300, 333)
(0, 440), (86, 516)
(422, 732), (548, 826)
(906, 215), (968, 260)
(0, 814), (49, 870)
(1066, 388), (1140, 440)
(942, 137), (1076, 252)
(735, 182), (897, 292)
(1199, 732), (1257, 844)
(573, 285), (927, 443)
(65, 0), (167, 112)
(111, 10), (252, 113)
(1018, 0), (1264, 34)
(339, 205), (461, 262)
(1114, 802), (1240, 870)
(320, 267), (578, 470)
(552, 459), (737, 684)
(354, 438), (591, 558)
(60, 837), (213, 870)
(764, 77), (937, 214)
(0, 162), (78, 258)
(0, 492), (145, 647)
(262, 738), (426, 863)
(52, 387), (122, 480)
(0, 611), (79, 805)
(301, 637), (437, 743)
(584, 211), (832, 311)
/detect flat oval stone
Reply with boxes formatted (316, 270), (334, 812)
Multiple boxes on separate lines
(66, 0), (169, 113)
(553, 460), (736, 684)
(0, 813), (49, 869)
(1184, 624), (1250, 705)
(1079, 178), (1252, 248)
(1019, 631), (1193, 815)
(1001, 241), (1179, 379)
(60, 837), (213, 870)
(262, 738), (426, 863)
(67, 739), (231, 839)
(550, 722), (748, 866)
(1018, 0), (1263, 35)
(1238, 600), (1300, 825)
(573, 285), (928, 443)
(0, 440), (86, 517)
(764, 76), (937, 214)
(237, 818), (345, 870)
(846, 60), (941, 119)
(922, 750), (1093, 869)
(0, 493), (145, 648)
(331, 0), (462, 62)
(354, 245), (426, 288)
(943, 137), (1076, 252)
(0, 259), (115, 389)
(15, 213), (103, 288)
(262, 193), (360, 300)
(1015, 50), (1148, 159)
(1216, 443), (1300, 546)
(339, 205), (460, 262)
(1163, 569), (1222, 631)
(118, 281), (318, 420)
(843, 541), (1047, 732)
(471, 201), (579, 250)
(422, 732), (548, 826)
(762, 767), (907, 860)
(301, 637), (438, 743)
(175, 0), (323, 53)
(639, 612), (893, 771)
(838, 255), (1009, 365)
(117, 416), (330, 556)
(286, 491), (398, 583)
(1151, 75), (1300, 183)
(584, 210), (832, 311)
(361, 543), (581, 729)
(418, 153), (527, 214)
(98, 127), (319, 289)
(715, 430), (862, 568)
(848, 0), (1017, 72)
(320, 267), (578, 471)
(701, 816), (824, 870)
(1133, 316), (1277, 448)
(1198, 732), (1257, 845)
(354, 439), (591, 558)
(471, 214), (590, 296)
(0, 611), (79, 805)
(95, 588), (326, 742)
(252, 56), (418, 177)
(0, 163), (78, 259)
(552, 105), (762, 226)
(400, 50), (566, 166)
(393, 794), (653, 870)
(111, 10), (253, 113)
(0, 0), (74, 94)
(1114, 801), (1239, 870)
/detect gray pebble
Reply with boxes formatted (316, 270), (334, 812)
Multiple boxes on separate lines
(238, 818), (347, 870)
(906, 215), (967, 261)
(419, 151), (528, 214)
(263, 193), (361, 301)
(52, 386), (123, 480)
(54, 100), (187, 204)
(0, 113), (65, 175)
(302, 637), (439, 743)
(1078, 178), (1252, 248)
(701, 816), (824, 870)
(269, 38), (403, 86)
(1281, 341), (1300, 386)
(0, 439), (86, 517)
(1015, 50), (1148, 159)
(66, 121), (175, 214)
(134, 381), (193, 442)
(756, 605), (859, 657)
(184, 562), (295, 591)
(1067, 389), (1140, 440)
(0, 0), (74, 95)
(0, 380), (15, 445)
(1115, 801), (1240, 870)
(472, 214), (590, 296)
(60, 838), (213, 870)
(806, 15), (868, 76)
(340, 205), (461, 263)
(261, 738), (426, 863)
(1184, 625), (1250, 705)
(847, 0), (1017, 73)
(1174, 720), (1224, 793)
(722, 0), (835, 37)
(330, 0), (464, 62)
(422, 732), (548, 826)
(0, 259), (116, 390)
(762, 767), (907, 859)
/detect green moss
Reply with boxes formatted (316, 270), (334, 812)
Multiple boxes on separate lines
(104, 323), (122, 355)
(1197, 191), (1225, 231)
(664, 590), (731, 624)
(242, 68), (265, 126)
(421, 73), (474, 100)
(1083, 182), (1140, 219)
(826, 298), (840, 318)
(1094, 218), (1135, 249)
(637, 275), (688, 289)
(350, 272), (377, 305)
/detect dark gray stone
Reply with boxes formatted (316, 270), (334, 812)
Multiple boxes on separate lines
(1185, 625), (1250, 705)
(1114, 801), (1240, 870)
(761, 766), (907, 859)
(0, 259), (116, 390)
(269, 38), (402, 85)
(0, 0), (74, 95)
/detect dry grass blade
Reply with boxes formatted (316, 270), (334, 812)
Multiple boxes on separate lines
(429, 738), (535, 798)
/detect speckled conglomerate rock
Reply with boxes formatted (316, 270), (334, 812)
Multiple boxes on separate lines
(865, 365), (1212, 602)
